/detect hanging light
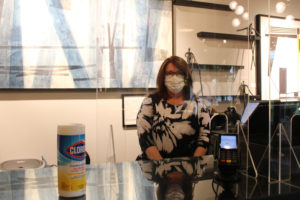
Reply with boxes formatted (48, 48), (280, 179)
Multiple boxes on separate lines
(235, 5), (244, 15)
(232, 18), (241, 27)
(286, 15), (295, 22)
(229, 1), (238, 10)
(242, 12), (249, 20)
(276, 2), (286, 13)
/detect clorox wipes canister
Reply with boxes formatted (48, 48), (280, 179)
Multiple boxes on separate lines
(57, 124), (86, 198)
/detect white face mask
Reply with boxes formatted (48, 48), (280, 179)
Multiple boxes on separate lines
(164, 75), (185, 94)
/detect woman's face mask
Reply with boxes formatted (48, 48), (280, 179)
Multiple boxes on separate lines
(165, 75), (185, 94)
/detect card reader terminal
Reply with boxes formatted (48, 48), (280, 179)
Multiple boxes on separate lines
(219, 134), (239, 166)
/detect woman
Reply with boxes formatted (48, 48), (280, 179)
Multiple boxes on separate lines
(136, 56), (210, 160)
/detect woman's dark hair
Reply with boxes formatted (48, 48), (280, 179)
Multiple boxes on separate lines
(155, 56), (193, 100)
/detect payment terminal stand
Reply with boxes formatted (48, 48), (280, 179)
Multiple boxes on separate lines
(213, 134), (240, 200)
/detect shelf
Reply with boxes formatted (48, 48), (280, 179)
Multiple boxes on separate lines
(189, 64), (244, 71)
(197, 32), (248, 41)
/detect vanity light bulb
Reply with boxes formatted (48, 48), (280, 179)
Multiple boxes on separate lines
(235, 5), (244, 15)
(232, 18), (240, 27)
(229, 1), (238, 10)
(242, 12), (249, 20)
(276, 2), (286, 13)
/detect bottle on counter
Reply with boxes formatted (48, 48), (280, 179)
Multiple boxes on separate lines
(57, 123), (86, 198)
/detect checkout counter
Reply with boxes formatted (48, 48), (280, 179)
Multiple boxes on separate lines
(1, 154), (300, 200)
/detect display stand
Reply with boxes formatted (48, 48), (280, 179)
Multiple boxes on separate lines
(104, 125), (119, 199)
(289, 114), (300, 169)
(110, 125), (117, 164)
(268, 120), (299, 183)
(270, 123), (289, 183)
(236, 121), (258, 178)
(253, 117), (300, 183)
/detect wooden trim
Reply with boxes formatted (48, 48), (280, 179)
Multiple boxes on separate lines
(173, 0), (231, 11)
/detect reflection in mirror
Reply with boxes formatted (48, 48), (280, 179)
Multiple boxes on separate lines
(138, 155), (214, 200)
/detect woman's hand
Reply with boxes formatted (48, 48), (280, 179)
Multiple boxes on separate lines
(145, 146), (163, 160)
(193, 146), (207, 157)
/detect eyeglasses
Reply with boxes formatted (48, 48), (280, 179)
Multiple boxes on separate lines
(165, 71), (185, 76)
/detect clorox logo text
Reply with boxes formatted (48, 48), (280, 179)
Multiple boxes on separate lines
(66, 141), (85, 159)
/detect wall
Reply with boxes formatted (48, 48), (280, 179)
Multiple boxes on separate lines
(0, 93), (96, 164)
(1, 0), (300, 165)
(0, 91), (143, 165)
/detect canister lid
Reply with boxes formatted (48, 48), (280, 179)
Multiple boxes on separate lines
(57, 123), (85, 135)
(0, 159), (45, 171)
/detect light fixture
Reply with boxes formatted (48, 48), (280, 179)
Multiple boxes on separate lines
(232, 18), (241, 27)
(242, 12), (249, 20)
(235, 5), (244, 15)
(229, 1), (238, 10)
(276, 2), (286, 13)
(286, 15), (295, 22)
